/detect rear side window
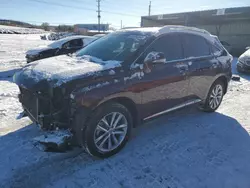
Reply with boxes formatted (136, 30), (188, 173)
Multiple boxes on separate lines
(182, 34), (210, 58)
(144, 34), (183, 61)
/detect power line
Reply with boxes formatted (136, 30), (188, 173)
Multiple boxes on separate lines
(27, 0), (96, 11)
(101, 0), (148, 12)
(25, 0), (140, 17)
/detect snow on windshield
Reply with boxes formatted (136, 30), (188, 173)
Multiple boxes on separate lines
(76, 31), (153, 62)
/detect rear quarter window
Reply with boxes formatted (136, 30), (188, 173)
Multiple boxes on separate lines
(182, 34), (210, 58)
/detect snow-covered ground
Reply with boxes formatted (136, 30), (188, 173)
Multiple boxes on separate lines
(1, 34), (250, 188)
(0, 25), (45, 34)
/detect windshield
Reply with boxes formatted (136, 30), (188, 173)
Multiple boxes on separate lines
(76, 31), (153, 62)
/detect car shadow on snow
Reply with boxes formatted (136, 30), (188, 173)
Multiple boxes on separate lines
(1, 107), (250, 188)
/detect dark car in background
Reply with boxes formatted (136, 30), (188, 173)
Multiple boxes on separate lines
(237, 47), (250, 73)
(15, 26), (232, 158)
(25, 35), (97, 63)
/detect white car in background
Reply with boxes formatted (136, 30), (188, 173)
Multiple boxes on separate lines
(26, 35), (97, 63)
(237, 47), (250, 73)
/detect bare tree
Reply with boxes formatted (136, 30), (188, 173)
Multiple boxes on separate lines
(41, 22), (50, 31)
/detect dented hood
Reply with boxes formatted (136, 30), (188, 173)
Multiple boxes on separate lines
(14, 55), (121, 90)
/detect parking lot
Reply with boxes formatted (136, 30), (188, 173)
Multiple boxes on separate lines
(1, 34), (250, 188)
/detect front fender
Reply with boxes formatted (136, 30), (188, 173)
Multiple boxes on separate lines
(70, 79), (140, 145)
(72, 79), (139, 110)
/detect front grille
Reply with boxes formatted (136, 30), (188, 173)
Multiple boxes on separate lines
(19, 87), (69, 129)
(19, 87), (39, 122)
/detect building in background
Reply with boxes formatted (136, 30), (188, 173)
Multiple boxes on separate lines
(74, 24), (110, 35)
(141, 6), (250, 56)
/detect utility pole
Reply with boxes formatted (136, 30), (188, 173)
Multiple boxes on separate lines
(120, 20), (123, 29)
(97, 0), (101, 32)
(148, 1), (151, 16)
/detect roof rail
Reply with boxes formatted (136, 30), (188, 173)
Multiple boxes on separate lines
(158, 25), (211, 35)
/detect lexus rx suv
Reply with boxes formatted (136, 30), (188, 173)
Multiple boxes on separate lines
(14, 26), (232, 158)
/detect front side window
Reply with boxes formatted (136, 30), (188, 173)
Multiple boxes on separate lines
(76, 31), (153, 62)
(141, 34), (183, 62)
(182, 34), (210, 58)
(68, 39), (83, 48)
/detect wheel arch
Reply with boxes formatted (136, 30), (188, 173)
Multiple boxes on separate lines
(214, 75), (228, 94)
(202, 74), (229, 103)
(95, 97), (139, 128)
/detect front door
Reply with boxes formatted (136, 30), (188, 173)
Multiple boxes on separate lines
(135, 33), (190, 119)
(60, 39), (83, 54)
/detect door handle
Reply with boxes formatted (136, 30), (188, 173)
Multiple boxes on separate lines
(178, 64), (189, 71)
(212, 62), (218, 68)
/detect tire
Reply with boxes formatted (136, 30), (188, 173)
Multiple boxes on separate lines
(200, 80), (225, 112)
(83, 102), (133, 158)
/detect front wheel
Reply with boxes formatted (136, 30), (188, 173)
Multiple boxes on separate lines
(83, 103), (132, 158)
(200, 81), (224, 112)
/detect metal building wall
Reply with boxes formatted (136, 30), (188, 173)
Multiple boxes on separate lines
(198, 22), (250, 55)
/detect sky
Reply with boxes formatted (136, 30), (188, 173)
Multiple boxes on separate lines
(0, 0), (250, 28)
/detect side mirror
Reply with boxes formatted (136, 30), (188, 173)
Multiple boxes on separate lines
(144, 52), (166, 64)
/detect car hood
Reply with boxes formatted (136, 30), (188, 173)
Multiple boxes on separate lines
(14, 55), (122, 90)
(26, 46), (54, 56)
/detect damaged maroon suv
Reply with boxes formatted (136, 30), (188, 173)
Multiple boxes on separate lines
(14, 26), (232, 158)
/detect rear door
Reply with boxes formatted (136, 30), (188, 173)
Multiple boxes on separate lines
(135, 33), (190, 119)
(181, 33), (217, 101)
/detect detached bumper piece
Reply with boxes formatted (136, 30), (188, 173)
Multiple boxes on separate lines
(33, 130), (73, 152)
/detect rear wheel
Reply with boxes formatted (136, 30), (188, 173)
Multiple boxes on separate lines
(200, 80), (224, 112)
(83, 102), (132, 158)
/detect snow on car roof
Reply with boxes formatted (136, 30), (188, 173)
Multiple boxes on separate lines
(121, 25), (215, 43)
(121, 27), (161, 33)
(48, 35), (97, 48)
(122, 25), (210, 35)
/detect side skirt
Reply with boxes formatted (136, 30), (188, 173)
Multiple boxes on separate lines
(143, 99), (201, 121)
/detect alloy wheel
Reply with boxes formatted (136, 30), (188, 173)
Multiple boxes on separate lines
(209, 84), (223, 109)
(94, 112), (128, 153)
